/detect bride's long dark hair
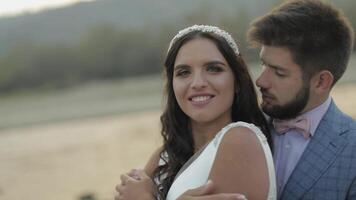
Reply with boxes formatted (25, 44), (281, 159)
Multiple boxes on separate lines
(154, 30), (271, 199)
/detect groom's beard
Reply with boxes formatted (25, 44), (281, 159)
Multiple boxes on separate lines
(260, 83), (310, 120)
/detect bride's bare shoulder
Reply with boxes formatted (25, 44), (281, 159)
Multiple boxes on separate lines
(209, 126), (270, 200)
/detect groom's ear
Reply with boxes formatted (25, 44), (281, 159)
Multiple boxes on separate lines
(311, 70), (334, 95)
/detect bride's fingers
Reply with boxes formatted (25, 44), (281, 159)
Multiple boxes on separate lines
(120, 174), (129, 185)
(127, 168), (143, 180)
(121, 173), (138, 185)
(115, 184), (124, 194)
(135, 169), (150, 180)
(114, 193), (124, 200)
(114, 185), (125, 200)
(127, 169), (136, 176)
(128, 168), (141, 175)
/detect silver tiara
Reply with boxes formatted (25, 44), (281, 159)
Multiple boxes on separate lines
(168, 25), (240, 55)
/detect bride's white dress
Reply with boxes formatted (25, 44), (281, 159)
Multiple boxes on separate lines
(158, 121), (277, 200)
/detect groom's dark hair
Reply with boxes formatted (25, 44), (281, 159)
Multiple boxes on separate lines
(247, 0), (354, 85)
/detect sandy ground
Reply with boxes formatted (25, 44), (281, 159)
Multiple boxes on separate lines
(0, 111), (162, 200)
(0, 83), (355, 200)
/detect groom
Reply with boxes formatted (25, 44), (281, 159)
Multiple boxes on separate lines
(178, 0), (356, 199)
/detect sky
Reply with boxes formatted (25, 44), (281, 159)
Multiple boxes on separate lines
(0, 0), (95, 17)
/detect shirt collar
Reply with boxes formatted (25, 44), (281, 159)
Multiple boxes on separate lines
(298, 96), (331, 136)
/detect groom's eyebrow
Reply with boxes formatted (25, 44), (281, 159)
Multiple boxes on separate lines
(260, 58), (285, 71)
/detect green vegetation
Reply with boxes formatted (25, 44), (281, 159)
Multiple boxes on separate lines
(0, 0), (355, 129)
(0, 0), (354, 93)
(1, 54), (355, 130)
(0, 26), (164, 92)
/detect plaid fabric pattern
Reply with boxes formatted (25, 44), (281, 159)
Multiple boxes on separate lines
(280, 101), (356, 200)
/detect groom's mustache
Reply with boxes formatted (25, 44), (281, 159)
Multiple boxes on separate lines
(259, 88), (276, 100)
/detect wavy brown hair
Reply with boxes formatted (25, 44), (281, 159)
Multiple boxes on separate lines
(247, 0), (354, 84)
(154, 30), (271, 199)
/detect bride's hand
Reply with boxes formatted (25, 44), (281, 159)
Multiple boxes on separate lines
(127, 168), (143, 180)
(115, 169), (156, 200)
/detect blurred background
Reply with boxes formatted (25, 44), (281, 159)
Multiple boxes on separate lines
(0, 0), (355, 200)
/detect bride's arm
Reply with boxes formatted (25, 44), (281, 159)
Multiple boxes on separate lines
(208, 126), (270, 200)
(144, 147), (163, 178)
(115, 147), (162, 200)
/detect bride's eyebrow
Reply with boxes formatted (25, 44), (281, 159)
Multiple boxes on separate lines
(204, 60), (227, 67)
(174, 64), (190, 71)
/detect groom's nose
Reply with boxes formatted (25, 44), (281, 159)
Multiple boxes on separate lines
(256, 68), (271, 89)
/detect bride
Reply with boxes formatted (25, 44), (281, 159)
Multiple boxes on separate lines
(115, 25), (276, 200)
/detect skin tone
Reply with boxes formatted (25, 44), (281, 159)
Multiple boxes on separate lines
(173, 45), (335, 200)
(173, 37), (235, 150)
(116, 38), (270, 200)
(257, 45), (333, 118)
(170, 46), (335, 199)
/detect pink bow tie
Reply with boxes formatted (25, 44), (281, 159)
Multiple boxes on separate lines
(273, 117), (311, 139)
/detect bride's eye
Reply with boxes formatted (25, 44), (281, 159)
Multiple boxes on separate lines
(207, 65), (224, 73)
(175, 69), (190, 77)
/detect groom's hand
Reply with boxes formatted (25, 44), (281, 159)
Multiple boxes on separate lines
(177, 180), (247, 200)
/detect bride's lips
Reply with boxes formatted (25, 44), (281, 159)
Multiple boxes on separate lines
(188, 93), (215, 107)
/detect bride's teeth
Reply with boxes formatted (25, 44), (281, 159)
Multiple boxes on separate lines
(192, 96), (211, 102)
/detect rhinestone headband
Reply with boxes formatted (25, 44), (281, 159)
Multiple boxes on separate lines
(168, 25), (240, 55)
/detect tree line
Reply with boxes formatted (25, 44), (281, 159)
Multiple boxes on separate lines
(0, 1), (355, 93)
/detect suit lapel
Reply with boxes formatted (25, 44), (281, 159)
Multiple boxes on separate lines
(280, 101), (348, 199)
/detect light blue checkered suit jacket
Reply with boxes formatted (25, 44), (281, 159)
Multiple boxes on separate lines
(280, 100), (356, 200)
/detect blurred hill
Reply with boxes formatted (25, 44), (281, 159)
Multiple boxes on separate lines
(0, 0), (354, 93)
(0, 0), (279, 55)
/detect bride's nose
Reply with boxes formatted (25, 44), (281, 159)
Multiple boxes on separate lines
(191, 72), (207, 90)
